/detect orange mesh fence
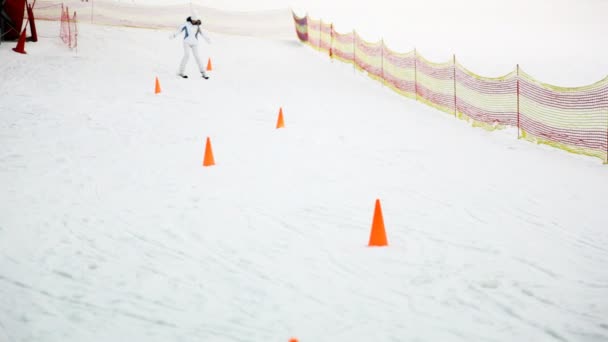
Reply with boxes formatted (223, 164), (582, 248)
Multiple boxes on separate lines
(319, 20), (332, 54)
(306, 17), (320, 49)
(518, 70), (608, 160)
(293, 13), (308, 42)
(292, 12), (608, 163)
(34, 0), (293, 39)
(354, 33), (383, 82)
(415, 54), (455, 114)
(330, 28), (355, 64)
(59, 4), (77, 49)
(455, 62), (518, 128)
(383, 47), (416, 98)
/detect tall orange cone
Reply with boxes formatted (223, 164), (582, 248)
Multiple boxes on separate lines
(206, 58), (213, 71)
(203, 137), (215, 166)
(12, 29), (27, 54)
(154, 77), (161, 94)
(276, 107), (285, 129)
(368, 199), (388, 247)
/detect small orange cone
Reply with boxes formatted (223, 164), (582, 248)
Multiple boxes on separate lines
(368, 199), (388, 247)
(154, 77), (161, 94)
(12, 29), (27, 54)
(203, 137), (215, 167)
(206, 58), (213, 71)
(288, 339), (298, 342)
(276, 107), (285, 129)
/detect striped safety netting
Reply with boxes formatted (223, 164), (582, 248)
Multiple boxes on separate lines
(519, 71), (608, 160)
(33, 0), (294, 39)
(59, 4), (77, 49)
(293, 12), (608, 163)
(456, 63), (518, 129)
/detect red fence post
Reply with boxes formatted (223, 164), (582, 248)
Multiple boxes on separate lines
(27, 3), (38, 42)
(453, 54), (457, 117)
(517, 64), (521, 139)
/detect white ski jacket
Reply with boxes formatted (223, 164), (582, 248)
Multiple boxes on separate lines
(172, 21), (211, 46)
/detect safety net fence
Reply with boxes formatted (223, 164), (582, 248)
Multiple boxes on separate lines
(294, 13), (608, 163)
(33, 0), (294, 39)
(59, 4), (77, 49)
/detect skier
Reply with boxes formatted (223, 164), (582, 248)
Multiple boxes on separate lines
(170, 15), (211, 79)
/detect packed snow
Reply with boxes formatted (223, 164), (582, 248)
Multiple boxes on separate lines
(1, 2), (607, 342)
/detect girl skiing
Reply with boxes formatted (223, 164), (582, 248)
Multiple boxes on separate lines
(170, 15), (211, 79)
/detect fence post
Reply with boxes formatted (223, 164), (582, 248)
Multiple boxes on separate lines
(414, 49), (418, 101)
(517, 64), (521, 139)
(605, 92), (608, 164)
(381, 38), (384, 86)
(67, 6), (71, 48)
(453, 54), (457, 117)
(27, 4), (38, 42)
(60, 4), (64, 38)
(605, 84), (608, 164)
(329, 23), (333, 60)
(74, 11), (78, 54)
(353, 30), (356, 73)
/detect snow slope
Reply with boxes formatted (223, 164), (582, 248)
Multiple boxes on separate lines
(1, 19), (607, 342)
(103, 0), (608, 85)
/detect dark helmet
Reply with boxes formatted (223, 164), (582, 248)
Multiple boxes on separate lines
(187, 15), (201, 25)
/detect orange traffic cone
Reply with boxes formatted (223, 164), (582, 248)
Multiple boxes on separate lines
(203, 137), (215, 167)
(206, 58), (213, 71)
(368, 199), (388, 247)
(154, 77), (161, 94)
(12, 29), (27, 54)
(289, 339), (298, 342)
(276, 107), (285, 129)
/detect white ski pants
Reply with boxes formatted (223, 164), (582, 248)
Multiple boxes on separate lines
(179, 42), (205, 75)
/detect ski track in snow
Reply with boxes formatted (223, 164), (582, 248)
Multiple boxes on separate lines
(1, 21), (608, 342)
